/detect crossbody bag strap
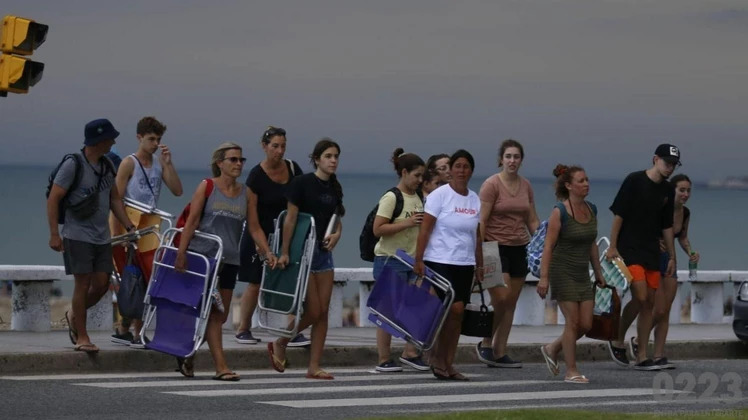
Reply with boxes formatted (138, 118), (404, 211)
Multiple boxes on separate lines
(131, 154), (155, 196)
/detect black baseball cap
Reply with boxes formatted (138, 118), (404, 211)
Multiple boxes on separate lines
(654, 143), (681, 165)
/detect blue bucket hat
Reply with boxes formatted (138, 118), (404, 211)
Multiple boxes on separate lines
(84, 118), (120, 146)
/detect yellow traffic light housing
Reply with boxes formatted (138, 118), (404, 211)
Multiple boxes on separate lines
(1, 15), (48, 55)
(0, 15), (47, 96)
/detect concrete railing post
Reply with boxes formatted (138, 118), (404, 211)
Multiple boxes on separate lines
(514, 279), (544, 326)
(690, 282), (723, 324)
(11, 280), (53, 332)
(329, 279), (347, 328)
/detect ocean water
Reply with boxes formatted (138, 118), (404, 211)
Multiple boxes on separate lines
(3, 165), (747, 296)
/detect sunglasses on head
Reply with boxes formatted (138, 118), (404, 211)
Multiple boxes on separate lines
(223, 157), (247, 163)
(263, 127), (286, 141)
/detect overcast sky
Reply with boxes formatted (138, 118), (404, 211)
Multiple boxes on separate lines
(2, 0), (746, 181)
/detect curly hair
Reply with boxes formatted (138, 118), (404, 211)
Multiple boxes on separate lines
(552, 164), (585, 200)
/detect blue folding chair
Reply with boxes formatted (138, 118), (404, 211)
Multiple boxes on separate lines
(140, 228), (222, 358)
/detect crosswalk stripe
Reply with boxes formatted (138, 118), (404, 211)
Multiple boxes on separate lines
(73, 373), (486, 388)
(164, 380), (555, 397)
(0, 368), (376, 381)
(259, 388), (686, 408)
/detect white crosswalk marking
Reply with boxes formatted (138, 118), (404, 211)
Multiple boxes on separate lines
(0, 368), (373, 381)
(258, 388), (687, 408)
(165, 380), (555, 397)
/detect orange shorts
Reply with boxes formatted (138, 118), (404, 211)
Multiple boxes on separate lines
(627, 265), (660, 290)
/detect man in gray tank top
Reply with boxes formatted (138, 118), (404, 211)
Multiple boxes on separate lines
(111, 117), (183, 347)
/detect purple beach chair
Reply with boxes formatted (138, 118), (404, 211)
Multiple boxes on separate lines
(140, 228), (223, 358)
(366, 249), (454, 351)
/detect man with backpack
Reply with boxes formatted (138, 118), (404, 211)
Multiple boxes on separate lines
(110, 116), (183, 348)
(46, 118), (135, 353)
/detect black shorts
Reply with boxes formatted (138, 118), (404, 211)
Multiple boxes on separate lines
(217, 263), (240, 290)
(499, 244), (529, 278)
(62, 238), (113, 275)
(424, 261), (474, 305)
(238, 252), (263, 285)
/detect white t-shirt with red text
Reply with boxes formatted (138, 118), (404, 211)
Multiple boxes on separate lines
(423, 184), (481, 265)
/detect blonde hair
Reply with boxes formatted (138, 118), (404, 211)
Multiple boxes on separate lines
(211, 142), (242, 176)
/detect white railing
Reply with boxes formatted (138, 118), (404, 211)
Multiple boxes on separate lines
(2, 265), (746, 331)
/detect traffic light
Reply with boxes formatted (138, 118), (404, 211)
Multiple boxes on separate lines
(0, 15), (48, 96)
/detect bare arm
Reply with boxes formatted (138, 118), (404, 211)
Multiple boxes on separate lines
(678, 216), (699, 262)
(478, 199), (492, 242)
(372, 213), (421, 237)
(606, 215), (623, 259)
(174, 181), (209, 271)
(527, 204), (540, 236)
(662, 227), (677, 277)
(46, 185), (66, 252)
(247, 190), (272, 257)
(474, 226), (484, 283)
(110, 182), (134, 231)
(537, 208), (561, 299)
(589, 239), (605, 287)
(159, 145), (183, 196)
(413, 213), (436, 276)
(276, 202), (299, 269)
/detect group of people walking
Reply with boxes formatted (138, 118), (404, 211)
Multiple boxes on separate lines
(46, 118), (698, 383)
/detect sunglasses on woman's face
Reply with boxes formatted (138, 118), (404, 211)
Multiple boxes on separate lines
(223, 157), (247, 163)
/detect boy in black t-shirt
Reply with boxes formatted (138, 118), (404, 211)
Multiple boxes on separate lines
(606, 144), (680, 371)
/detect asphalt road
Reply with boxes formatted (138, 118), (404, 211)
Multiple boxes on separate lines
(1, 360), (746, 419)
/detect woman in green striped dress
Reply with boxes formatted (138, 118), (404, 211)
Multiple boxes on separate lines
(536, 165), (606, 383)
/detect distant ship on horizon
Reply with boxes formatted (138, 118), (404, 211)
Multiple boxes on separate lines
(708, 176), (748, 190)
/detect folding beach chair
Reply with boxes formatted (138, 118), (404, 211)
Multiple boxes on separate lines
(592, 237), (634, 315)
(366, 249), (454, 351)
(258, 210), (316, 338)
(140, 228), (223, 358)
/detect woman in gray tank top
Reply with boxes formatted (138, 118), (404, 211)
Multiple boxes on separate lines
(174, 142), (250, 382)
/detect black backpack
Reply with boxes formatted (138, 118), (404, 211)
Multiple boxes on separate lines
(46, 153), (115, 224)
(359, 187), (424, 262)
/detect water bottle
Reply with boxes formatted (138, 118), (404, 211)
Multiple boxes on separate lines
(688, 251), (698, 281)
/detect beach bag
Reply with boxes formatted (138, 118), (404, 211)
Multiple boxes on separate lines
(359, 188), (422, 262)
(586, 283), (620, 341)
(117, 244), (147, 319)
(526, 220), (548, 278)
(462, 282), (494, 337)
(174, 178), (213, 247)
(476, 241), (504, 289)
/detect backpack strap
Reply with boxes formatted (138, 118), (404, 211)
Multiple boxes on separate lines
(554, 202), (569, 229)
(131, 154), (155, 196)
(389, 187), (405, 222)
(586, 200), (597, 216)
(285, 159), (295, 177)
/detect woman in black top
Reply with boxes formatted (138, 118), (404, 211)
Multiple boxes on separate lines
(637, 174), (699, 369)
(235, 127), (303, 345)
(268, 138), (344, 380)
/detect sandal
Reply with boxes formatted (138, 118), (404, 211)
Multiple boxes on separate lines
(213, 371), (240, 381)
(73, 343), (99, 353)
(267, 342), (287, 373)
(564, 375), (589, 384)
(540, 345), (560, 376)
(430, 365), (450, 380)
(306, 369), (334, 380)
(65, 311), (78, 345)
(175, 357), (195, 378)
(449, 372), (469, 381)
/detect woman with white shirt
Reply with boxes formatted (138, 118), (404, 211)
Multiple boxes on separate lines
(414, 149), (483, 381)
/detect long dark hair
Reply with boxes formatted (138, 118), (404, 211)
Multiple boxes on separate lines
(552, 164), (584, 200)
(426, 153), (449, 173)
(670, 174), (691, 187)
(391, 148), (425, 177)
(498, 139), (524, 167)
(310, 138), (345, 216)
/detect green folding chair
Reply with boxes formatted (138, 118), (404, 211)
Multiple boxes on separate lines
(258, 210), (316, 338)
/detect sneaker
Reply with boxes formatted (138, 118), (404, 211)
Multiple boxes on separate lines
(629, 336), (639, 360)
(235, 330), (260, 345)
(398, 355), (430, 371)
(493, 354), (522, 368)
(654, 357), (675, 370)
(475, 342), (497, 366)
(607, 341), (630, 367)
(130, 336), (150, 349)
(111, 331), (134, 346)
(287, 333), (311, 348)
(633, 358), (662, 371)
(375, 359), (403, 372)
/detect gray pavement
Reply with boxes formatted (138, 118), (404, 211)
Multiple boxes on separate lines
(0, 324), (745, 375)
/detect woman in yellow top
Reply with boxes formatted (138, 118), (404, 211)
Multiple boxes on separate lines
(371, 148), (427, 372)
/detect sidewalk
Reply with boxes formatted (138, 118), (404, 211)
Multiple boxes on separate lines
(0, 324), (745, 375)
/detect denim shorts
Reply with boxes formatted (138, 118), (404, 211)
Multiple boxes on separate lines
(659, 251), (677, 280)
(372, 255), (414, 281)
(310, 247), (334, 273)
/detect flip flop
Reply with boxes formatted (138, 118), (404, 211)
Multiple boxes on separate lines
(449, 372), (469, 381)
(267, 342), (287, 373)
(305, 369), (334, 380)
(540, 345), (560, 376)
(213, 371), (240, 381)
(430, 366), (450, 380)
(65, 311), (78, 345)
(73, 343), (99, 353)
(564, 375), (589, 384)
(175, 357), (194, 378)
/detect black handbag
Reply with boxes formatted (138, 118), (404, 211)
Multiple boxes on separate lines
(461, 282), (494, 338)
